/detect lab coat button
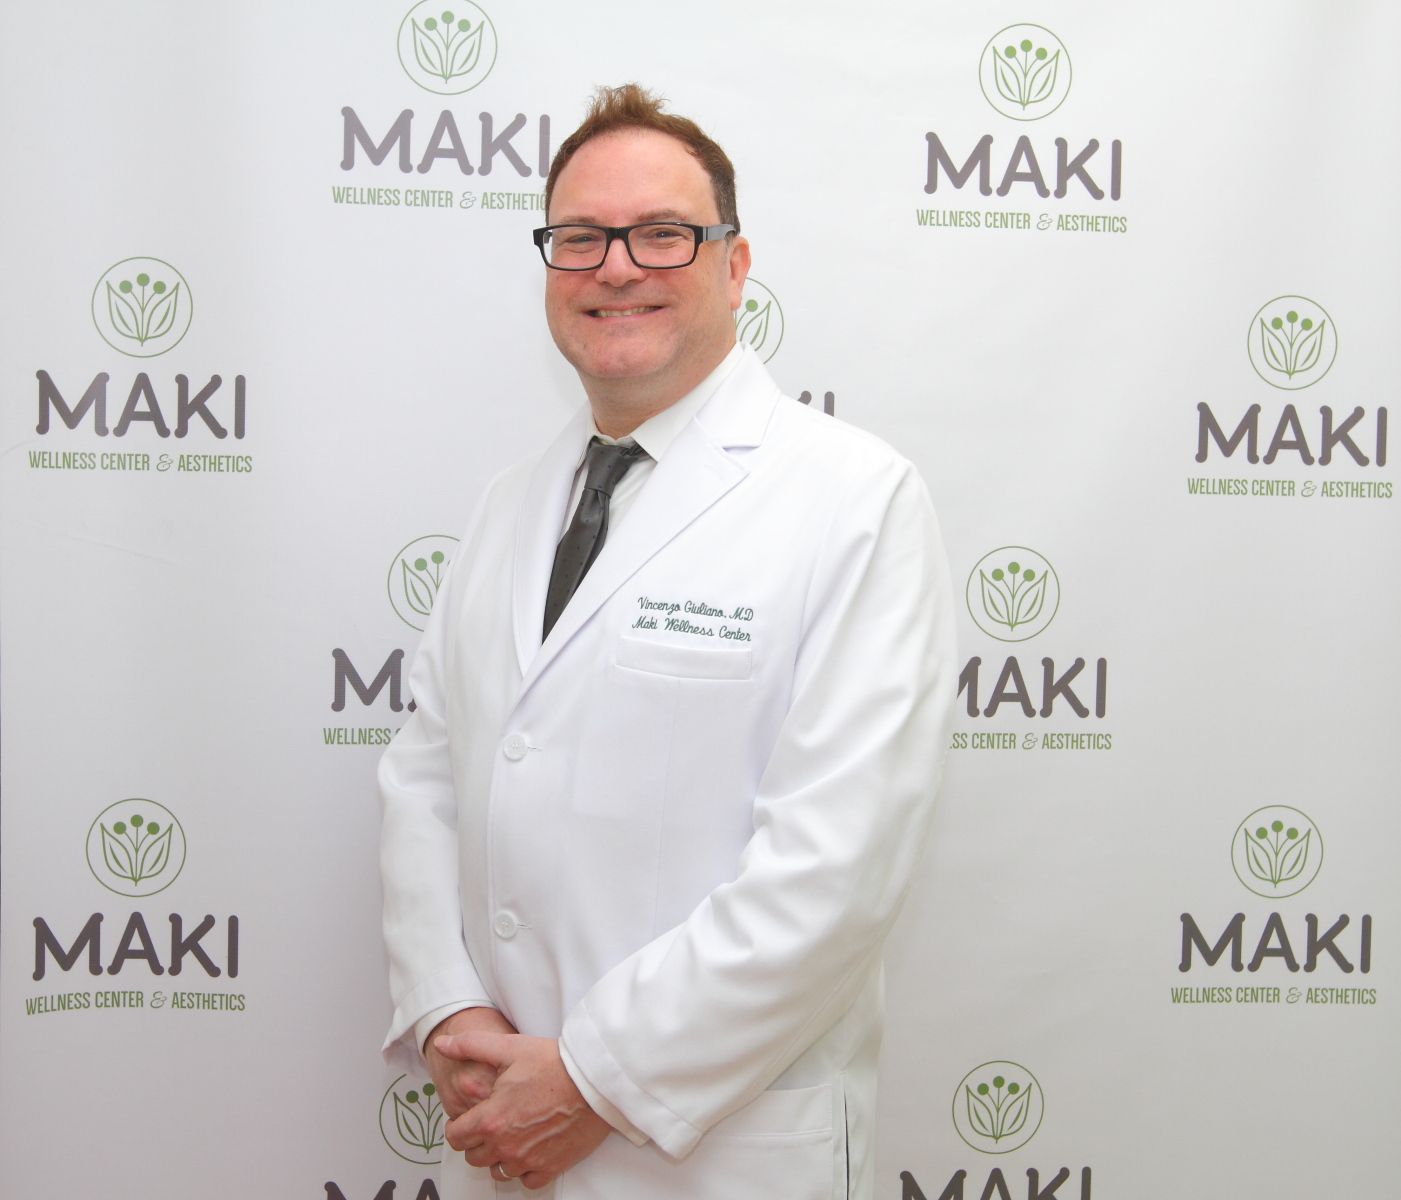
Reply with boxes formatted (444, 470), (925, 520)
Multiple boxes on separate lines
(493, 911), (519, 939)
(502, 733), (528, 761)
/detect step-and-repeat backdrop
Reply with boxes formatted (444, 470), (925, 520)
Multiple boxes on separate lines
(2, 3), (1396, 1197)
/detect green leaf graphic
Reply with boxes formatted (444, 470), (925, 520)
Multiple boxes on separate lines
(412, 21), (447, 78)
(979, 571), (1013, 627)
(401, 559), (434, 617)
(737, 300), (772, 350)
(100, 824), (137, 883)
(393, 1092), (430, 1151)
(1260, 321), (1290, 374)
(1244, 832), (1274, 884)
(1277, 829), (1311, 884)
(1000, 1085), (1031, 1138)
(447, 23), (484, 78)
(136, 825), (173, 882)
(144, 283), (180, 342)
(1010, 573), (1048, 628)
(1025, 52), (1059, 105)
(1294, 322), (1326, 374)
(966, 1087), (996, 1138)
(992, 54), (1022, 105)
(106, 283), (141, 340)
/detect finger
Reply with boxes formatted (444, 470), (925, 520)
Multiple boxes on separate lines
(434, 1029), (513, 1068)
(520, 1171), (555, 1191)
(463, 1144), (495, 1169)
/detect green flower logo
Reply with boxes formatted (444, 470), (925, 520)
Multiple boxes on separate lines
(734, 278), (785, 364)
(90, 258), (193, 358)
(1232, 806), (1323, 898)
(379, 1075), (444, 1165)
(965, 546), (1060, 642)
(397, 2), (498, 95)
(84, 800), (187, 898)
(979, 25), (1072, 121)
(1246, 296), (1338, 390)
(387, 534), (460, 631)
(952, 1061), (1044, 1154)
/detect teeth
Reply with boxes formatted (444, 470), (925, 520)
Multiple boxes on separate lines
(592, 306), (656, 317)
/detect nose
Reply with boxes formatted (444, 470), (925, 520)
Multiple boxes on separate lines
(594, 232), (646, 285)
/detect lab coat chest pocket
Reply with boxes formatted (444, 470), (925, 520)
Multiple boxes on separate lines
(571, 638), (753, 821)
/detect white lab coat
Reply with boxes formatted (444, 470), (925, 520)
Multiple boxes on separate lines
(379, 346), (956, 1199)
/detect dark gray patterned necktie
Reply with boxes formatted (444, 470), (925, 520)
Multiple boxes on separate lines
(542, 437), (647, 638)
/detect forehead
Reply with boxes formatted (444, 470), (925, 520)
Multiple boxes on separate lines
(550, 129), (716, 224)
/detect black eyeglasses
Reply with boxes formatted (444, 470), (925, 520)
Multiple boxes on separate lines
(532, 222), (736, 270)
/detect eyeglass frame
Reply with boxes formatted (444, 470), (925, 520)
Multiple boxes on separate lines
(531, 222), (737, 271)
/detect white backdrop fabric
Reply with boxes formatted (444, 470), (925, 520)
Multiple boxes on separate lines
(2, 2), (1397, 1197)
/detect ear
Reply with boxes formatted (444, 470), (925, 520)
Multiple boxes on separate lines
(726, 235), (752, 312)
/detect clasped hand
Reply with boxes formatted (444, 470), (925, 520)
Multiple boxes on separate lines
(428, 1020), (610, 1191)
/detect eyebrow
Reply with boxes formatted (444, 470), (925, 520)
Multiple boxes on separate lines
(550, 208), (696, 225)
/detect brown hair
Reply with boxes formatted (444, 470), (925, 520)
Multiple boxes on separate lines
(545, 83), (740, 232)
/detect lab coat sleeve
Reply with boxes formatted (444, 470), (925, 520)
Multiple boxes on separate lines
(378, 499), (496, 1072)
(560, 455), (957, 1156)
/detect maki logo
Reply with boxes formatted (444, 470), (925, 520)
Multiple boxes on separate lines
(735, 278), (784, 363)
(922, 25), (1125, 222)
(31, 802), (241, 987)
(953, 1061), (1043, 1154)
(1177, 808), (1374, 985)
(33, 258), (251, 461)
(85, 799), (186, 898)
(954, 544), (1109, 734)
(397, 2), (497, 95)
(380, 1075), (444, 1165)
(388, 534), (459, 631)
(901, 1062), (1090, 1200)
(966, 546), (1059, 643)
(91, 258), (192, 358)
(1194, 296), (1388, 473)
(979, 25), (1071, 121)
(338, 5), (550, 186)
(1247, 296), (1337, 391)
(1233, 805), (1322, 899)
(326, 535), (455, 746)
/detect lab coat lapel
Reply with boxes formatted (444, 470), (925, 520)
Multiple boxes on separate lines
(516, 347), (781, 699)
(511, 406), (591, 678)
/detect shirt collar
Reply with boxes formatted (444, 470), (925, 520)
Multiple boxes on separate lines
(577, 342), (746, 465)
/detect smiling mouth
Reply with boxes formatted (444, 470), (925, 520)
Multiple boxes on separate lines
(588, 305), (661, 318)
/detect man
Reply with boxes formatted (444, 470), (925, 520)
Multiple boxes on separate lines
(379, 84), (955, 1199)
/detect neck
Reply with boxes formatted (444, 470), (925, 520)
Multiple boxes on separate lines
(584, 342), (734, 438)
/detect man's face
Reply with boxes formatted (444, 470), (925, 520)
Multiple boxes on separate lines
(544, 129), (750, 408)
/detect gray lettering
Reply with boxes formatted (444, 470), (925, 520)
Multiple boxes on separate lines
(33, 914), (103, 980)
(37, 371), (109, 435)
(341, 107), (413, 172)
(1179, 912), (1244, 971)
(924, 134), (993, 196)
(479, 112), (529, 177)
(1196, 402), (1260, 463)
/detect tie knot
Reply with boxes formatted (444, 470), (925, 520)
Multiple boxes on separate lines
(582, 437), (646, 497)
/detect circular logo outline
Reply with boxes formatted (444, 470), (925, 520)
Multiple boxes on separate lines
(90, 257), (193, 359)
(379, 1073), (445, 1165)
(85, 799), (187, 898)
(951, 1060), (1045, 1155)
(1245, 295), (1338, 391)
(396, 2), (498, 96)
(979, 25), (1073, 122)
(1231, 805), (1324, 899)
(735, 278), (784, 364)
(387, 534), (460, 631)
(965, 546), (1061, 643)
